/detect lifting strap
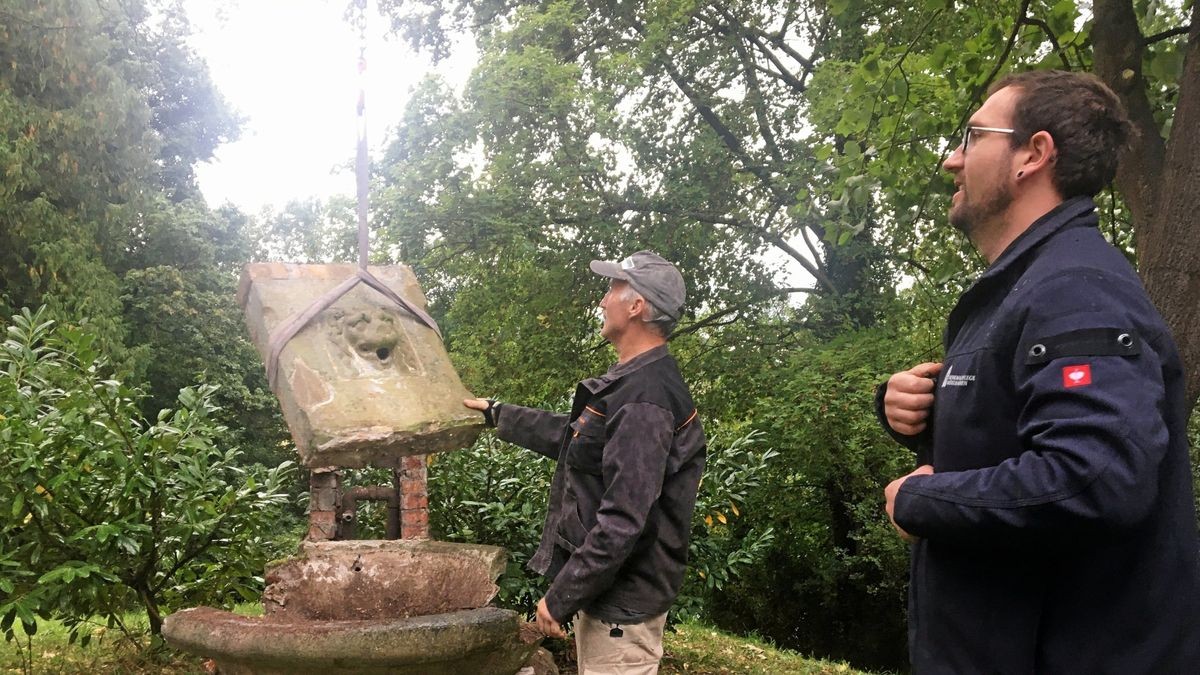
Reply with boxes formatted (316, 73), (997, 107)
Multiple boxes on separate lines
(265, 0), (441, 388)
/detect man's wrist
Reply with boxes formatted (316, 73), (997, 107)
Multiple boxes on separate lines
(482, 399), (502, 427)
(543, 591), (570, 625)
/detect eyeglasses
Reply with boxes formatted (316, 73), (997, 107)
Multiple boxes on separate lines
(959, 126), (1015, 153)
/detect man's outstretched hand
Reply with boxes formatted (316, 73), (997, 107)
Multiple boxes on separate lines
(463, 398), (489, 411)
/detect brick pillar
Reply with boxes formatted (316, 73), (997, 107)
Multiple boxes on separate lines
(398, 455), (429, 539)
(307, 468), (341, 541)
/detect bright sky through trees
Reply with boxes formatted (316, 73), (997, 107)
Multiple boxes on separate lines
(183, 0), (473, 214)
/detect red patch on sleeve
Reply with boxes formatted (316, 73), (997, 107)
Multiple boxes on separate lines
(1062, 364), (1092, 388)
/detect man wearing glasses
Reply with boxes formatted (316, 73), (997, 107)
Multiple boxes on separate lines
(877, 70), (1200, 672)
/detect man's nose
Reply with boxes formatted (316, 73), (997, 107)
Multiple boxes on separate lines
(943, 146), (964, 173)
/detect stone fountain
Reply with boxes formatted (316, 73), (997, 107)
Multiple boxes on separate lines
(163, 263), (545, 674)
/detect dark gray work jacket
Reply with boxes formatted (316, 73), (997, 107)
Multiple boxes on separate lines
(496, 345), (706, 624)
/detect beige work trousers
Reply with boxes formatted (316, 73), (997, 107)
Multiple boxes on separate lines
(574, 610), (667, 675)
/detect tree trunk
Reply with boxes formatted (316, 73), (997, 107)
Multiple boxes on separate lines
(1094, 0), (1200, 409)
(137, 584), (164, 636)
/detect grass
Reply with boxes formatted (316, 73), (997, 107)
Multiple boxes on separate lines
(2, 612), (872, 674)
(659, 621), (868, 675)
(1, 614), (202, 674)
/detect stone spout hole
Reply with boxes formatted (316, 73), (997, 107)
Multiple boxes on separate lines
(376, 347), (390, 361)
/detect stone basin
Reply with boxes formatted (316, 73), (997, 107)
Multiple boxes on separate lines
(163, 540), (542, 674)
(162, 606), (540, 675)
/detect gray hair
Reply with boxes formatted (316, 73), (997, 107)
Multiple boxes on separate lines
(618, 285), (677, 337)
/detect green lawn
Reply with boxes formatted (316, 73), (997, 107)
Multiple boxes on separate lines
(2, 612), (872, 674)
(1, 613), (203, 674)
(660, 622), (869, 675)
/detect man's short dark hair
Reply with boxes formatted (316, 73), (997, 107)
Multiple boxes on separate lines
(990, 70), (1134, 198)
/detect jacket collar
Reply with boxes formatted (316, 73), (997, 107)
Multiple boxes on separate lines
(980, 195), (1097, 282)
(579, 343), (670, 394)
(944, 196), (1097, 348)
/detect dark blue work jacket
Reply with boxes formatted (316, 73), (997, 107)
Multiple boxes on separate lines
(881, 197), (1200, 673)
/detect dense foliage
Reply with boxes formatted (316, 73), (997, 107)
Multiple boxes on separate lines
(0, 309), (295, 645)
(0, 0), (285, 466)
(0, 0), (296, 652)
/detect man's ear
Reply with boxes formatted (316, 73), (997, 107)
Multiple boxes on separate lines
(1017, 130), (1055, 179)
(627, 295), (645, 320)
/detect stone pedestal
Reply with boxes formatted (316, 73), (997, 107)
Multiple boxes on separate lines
(262, 540), (504, 620)
(162, 606), (538, 675)
(238, 263), (483, 469)
(398, 454), (429, 539)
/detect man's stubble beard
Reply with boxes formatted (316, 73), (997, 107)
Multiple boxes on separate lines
(949, 172), (1015, 236)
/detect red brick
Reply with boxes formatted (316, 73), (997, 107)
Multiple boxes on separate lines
(401, 494), (428, 510)
(307, 510), (337, 541)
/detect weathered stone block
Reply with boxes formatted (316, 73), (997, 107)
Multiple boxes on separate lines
(262, 540), (505, 621)
(239, 263), (483, 468)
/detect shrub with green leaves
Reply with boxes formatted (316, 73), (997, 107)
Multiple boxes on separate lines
(674, 428), (778, 622)
(0, 308), (295, 646)
(707, 325), (925, 670)
(429, 433), (553, 611)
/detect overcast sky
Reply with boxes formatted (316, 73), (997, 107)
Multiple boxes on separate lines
(181, 1), (812, 291)
(183, 0), (474, 214)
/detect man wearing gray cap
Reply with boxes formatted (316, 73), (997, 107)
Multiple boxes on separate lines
(465, 251), (706, 674)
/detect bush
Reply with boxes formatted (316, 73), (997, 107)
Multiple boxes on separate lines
(706, 326), (922, 672)
(0, 308), (295, 647)
(674, 428), (778, 622)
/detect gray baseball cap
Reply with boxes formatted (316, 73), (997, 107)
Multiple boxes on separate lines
(589, 250), (686, 320)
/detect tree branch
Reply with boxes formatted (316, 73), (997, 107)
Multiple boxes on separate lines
(1018, 16), (1074, 69)
(599, 200), (837, 291)
(1092, 0), (1168, 238)
(731, 37), (787, 166)
(671, 286), (817, 338)
(1145, 24), (1191, 45)
(955, 0), (1034, 135)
